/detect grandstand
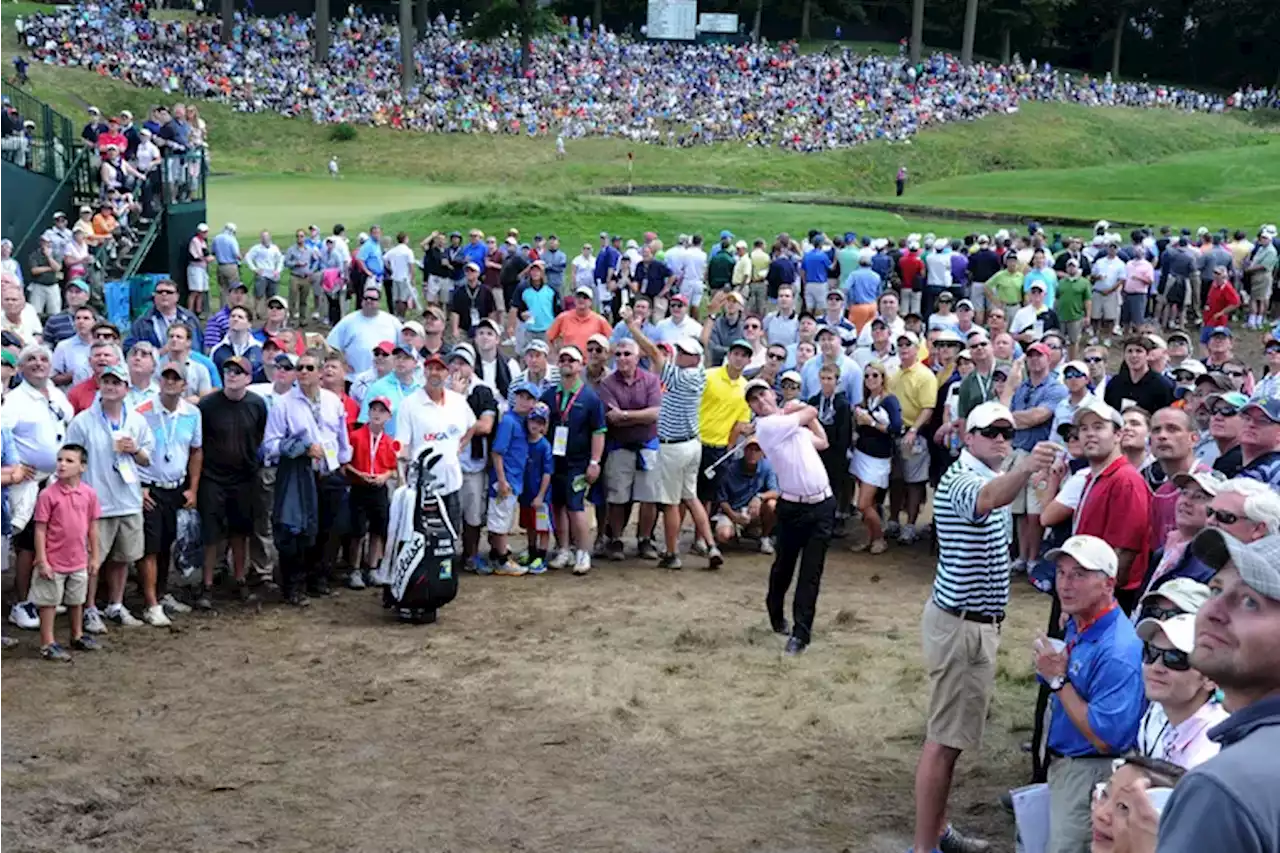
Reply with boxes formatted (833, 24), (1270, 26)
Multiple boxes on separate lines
(1, 83), (207, 304)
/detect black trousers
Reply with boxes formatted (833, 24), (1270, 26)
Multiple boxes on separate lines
(284, 473), (349, 591)
(767, 496), (836, 645)
(895, 179), (905, 197)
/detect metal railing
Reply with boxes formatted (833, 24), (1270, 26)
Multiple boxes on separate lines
(122, 215), (163, 279)
(0, 82), (77, 179)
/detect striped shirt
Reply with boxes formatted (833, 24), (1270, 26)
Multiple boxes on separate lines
(658, 360), (705, 442)
(931, 449), (1012, 617)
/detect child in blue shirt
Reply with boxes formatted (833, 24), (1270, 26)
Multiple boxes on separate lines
(520, 402), (555, 572)
(487, 385), (536, 575)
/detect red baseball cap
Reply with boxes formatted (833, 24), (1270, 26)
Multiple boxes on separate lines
(1026, 342), (1052, 357)
(422, 352), (447, 368)
(373, 340), (395, 354)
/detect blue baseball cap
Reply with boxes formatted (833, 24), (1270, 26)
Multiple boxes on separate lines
(1243, 394), (1280, 424)
(528, 402), (550, 422)
(511, 381), (538, 398)
(719, 230), (734, 240)
(1208, 326), (1232, 338)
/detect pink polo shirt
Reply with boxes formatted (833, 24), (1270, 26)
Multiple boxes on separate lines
(33, 480), (101, 573)
(753, 411), (831, 499)
(1138, 698), (1229, 770)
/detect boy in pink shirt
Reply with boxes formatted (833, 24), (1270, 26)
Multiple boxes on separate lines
(32, 444), (102, 662)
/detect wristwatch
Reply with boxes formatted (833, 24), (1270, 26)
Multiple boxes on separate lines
(1049, 675), (1067, 692)
(589, 458), (600, 466)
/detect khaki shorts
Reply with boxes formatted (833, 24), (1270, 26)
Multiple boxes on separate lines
(604, 447), (660, 505)
(655, 438), (700, 505)
(30, 568), (89, 608)
(1090, 290), (1120, 322)
(891, 437), (930, 484)
(1062, 319), (1086, 346)
(1006, 449), (1043, 515)
(98, 514), (144, 564)
(1248, 270), (1273, 305)
(921, 599), (1001, 751)
(1048, 756), (1115, 853)
(460, 470), (488, 528)
(216, 262), (241, 290)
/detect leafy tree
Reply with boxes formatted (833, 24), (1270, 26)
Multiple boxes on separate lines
(469, 0), (562, 74)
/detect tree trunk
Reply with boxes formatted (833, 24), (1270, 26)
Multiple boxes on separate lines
(592, 0), (603, 33)
(800, 0), (811, 40)
(400, 0), (414, 94)
(220, 0), (233, 45)
(959, 0), (978, 65)
(414, 0), (428, 36)
(1111, 5), (1126, 78)
(751, 0), (763, 42)
(518, 0), (532, 76)
(1000, 27), (1010, 64)
(315, 0), (330, 62)
(909, 0), (924, 65)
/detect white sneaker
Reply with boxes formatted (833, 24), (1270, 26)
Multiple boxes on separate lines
(884, 520), (901, 539)
(549, 549), (574, 570)
(346, 569), (366, 590)
(142, 605), (172, 627)
(691, 539), (710, 557)
(160, 593), (192, 614)
(104, 604), (143, 627)
(898, 523), (917, 544)
(83, 607), (109, 634)
(1010, 558), (1028, 575)
(8, 601), (39, 630)
(572, 549), (592, 575)
(760, 537), (775, 555)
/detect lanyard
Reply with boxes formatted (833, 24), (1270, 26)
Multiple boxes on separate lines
(974, 368), (993, 403)
(99, 405), (122, 434)
(557, 381), (585, 422)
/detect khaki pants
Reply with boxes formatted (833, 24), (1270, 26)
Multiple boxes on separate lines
(1048, 755), (1114, 853)
(249, 466), (277, 583)
(289, 273), (312, 320)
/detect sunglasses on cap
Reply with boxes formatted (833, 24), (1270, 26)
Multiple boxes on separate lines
(1138, 602), (1183, 623)
(1265, 343), (1280, 353)
(1142, 642), (1191, 672)
(976, 425), (1015, 440)
(1206, 507), (1242, 525)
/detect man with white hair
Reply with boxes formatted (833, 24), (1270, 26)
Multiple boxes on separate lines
(3, 344), (75, 630)
(211, 222), (242, 311)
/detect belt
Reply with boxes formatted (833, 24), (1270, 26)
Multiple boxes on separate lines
(142, 480), (184, 491)
(660, 436), (697, 444)
(933, 599), (1005, 625)
(778, 486), (833, 505)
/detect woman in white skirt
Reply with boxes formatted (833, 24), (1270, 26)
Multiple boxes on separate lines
(849, 360), (902, 554)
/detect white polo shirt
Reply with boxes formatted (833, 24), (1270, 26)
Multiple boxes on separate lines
(394, 387), (476, 495)
(753, 410), (831, 499)
(1, 380), (74, 474)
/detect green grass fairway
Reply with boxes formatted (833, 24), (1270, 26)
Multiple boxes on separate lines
(893, 138), (1280, 229)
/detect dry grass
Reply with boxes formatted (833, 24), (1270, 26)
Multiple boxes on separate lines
(2, 543), (1048, 853)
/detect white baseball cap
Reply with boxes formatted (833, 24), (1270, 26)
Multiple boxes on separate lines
(966, 401), (1014, 432)
(1046, 534), (1118, 578)
(672, 337), (704, 357)
(1136, 613), (1197, 654)
(1072, 397), (1123, 429)
(1139, 577), (1212, 615)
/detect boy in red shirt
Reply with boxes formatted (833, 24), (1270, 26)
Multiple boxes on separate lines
(344, 397), (399, 589)
(1200, 265), (1241, 349)
(32, 444), (102, 662)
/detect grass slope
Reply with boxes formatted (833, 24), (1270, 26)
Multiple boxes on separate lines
(8, 47), (1270, 199)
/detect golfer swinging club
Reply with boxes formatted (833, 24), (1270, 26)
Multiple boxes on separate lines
(744, 378), (836, 655)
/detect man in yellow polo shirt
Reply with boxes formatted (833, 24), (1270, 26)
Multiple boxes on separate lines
(698, 338), (753, 520)
(887, 330), (938, 544)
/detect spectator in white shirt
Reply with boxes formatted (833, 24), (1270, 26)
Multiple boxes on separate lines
(383, 231), (417, 318)
(571, 243), (596, 297)
(679, 234), (708, 310)
(244, 231), (283, 321)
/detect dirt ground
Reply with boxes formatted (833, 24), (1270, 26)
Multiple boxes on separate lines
(2, 535), (1050, 853)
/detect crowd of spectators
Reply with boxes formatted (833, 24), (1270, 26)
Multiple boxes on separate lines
(12, 2), (1278, 151)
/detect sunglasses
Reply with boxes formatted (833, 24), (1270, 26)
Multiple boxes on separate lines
(767, 353), (786, 361)
(94, 332), (119, 340)
(558, 356), (578, 364)
(297, 364), (318, 372)
(223, 366), (246, 376)
(1224, 370), (1246, 379)
(1209, 405), (1240, 418)
(1045, 343), (1063, 350)
(1138, 603), (1184, 622)
(1084, 356), (1104, 364)
(586, 345), (605, 354)
(373, 351), (390, 357)
(1142, 642), (1192, 672)
(1206, 507), (1241, 525)
(362, 296), (379, 302)
(155, 289), (177, 296)
(1266, 345), (1280, 354)
(976, 425), (1015, 440)
(745, 323), (761, 330)
(1064, 369), (1086, 380)
(969, 341), (989, 348)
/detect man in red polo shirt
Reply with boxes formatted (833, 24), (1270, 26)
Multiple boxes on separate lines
(66, 340), (122, 414)
(1071, 397), (1151, 613)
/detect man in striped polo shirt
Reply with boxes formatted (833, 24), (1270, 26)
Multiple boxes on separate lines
(911, 402), (1058, 853)
(625, 309), (721, 571)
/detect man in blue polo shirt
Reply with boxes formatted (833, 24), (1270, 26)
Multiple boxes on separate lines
(1034, 534), (1144, 853)
(712, 437), (779, 553)
(800, 236), (833, 314)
